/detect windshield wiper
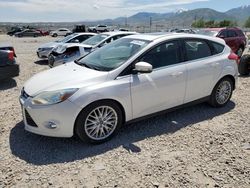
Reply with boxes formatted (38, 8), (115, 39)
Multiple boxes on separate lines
(74, 60), (100, 70)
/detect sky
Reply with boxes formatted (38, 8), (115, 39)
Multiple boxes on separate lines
(0, 0), (250, 22)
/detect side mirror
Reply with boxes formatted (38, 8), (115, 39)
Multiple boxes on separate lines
(71, 39), (79, 43)
(134, 62), (153, 74)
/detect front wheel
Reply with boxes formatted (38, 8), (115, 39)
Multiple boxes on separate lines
(75, 101), (123, 144)
(209, 77), (233, 107)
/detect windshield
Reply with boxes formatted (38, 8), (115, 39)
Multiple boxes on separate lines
(82, 34), (109, 46)
(77, 38), (150, 71)
(196, 30), (218, 37)
(55, 33), (78, 43)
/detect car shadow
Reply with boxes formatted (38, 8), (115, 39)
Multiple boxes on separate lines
(10, 101), (235, 165)
(34, 59), (48, 65)
(0, 78), (17, 90)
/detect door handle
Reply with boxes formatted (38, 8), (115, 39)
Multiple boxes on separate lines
(170, 72), (183, 77)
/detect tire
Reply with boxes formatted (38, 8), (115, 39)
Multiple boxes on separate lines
(52, 33), (58, 37)
(48, 54), (55, 68)
(209, 77), (233, 108)
(75, 101), (123, 144)
(33, 34), (38, 37)
(238, 54), (250, 76)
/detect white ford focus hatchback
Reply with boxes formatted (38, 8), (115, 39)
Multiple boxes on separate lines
(20, 33), (238, 143)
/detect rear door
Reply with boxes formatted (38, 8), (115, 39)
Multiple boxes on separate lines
(183, 38), (219, 103)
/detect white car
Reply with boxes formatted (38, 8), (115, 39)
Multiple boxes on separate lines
(37, 33), (96, 59)
(50, 28), (72, 37)
(48, 31), (137, 67)
(20, 33), (238, 143)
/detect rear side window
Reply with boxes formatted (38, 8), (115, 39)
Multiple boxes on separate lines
(184, 40), (212, 61)
(227, 30), (237, 37)
(237, 30), (245, 37)
(210, 42), (225, 55)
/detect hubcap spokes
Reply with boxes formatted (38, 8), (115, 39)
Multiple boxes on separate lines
(216, 81), (231, 105)
(85, 106), (118, 140)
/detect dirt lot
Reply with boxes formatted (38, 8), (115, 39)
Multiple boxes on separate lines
(0, 35), (249, 188)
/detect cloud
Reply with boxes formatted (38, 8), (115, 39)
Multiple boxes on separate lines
(0, 0), (209, 21)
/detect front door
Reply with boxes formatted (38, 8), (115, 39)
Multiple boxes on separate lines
(131, 40), (187, 119)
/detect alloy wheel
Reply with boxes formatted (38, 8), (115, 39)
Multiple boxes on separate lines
(215, 80), (232, 105)
(84, 106), (118, 141)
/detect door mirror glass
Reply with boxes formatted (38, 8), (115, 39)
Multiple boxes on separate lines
(134, 62), (152, 73)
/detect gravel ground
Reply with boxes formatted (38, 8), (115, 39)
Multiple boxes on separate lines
(0, 35), (250, 188)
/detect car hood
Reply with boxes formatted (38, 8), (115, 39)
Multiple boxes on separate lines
(39, 42), (61, 49)
(24, 62), (109, 96)
(53, 43), (93, 54)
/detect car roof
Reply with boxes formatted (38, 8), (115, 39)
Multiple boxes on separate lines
(125, 32), (226, 44)
(102, 31), (137, 36)
(75, 32), (97, 36)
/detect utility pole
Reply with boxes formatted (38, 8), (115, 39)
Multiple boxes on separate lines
(150, 17), (152, 32)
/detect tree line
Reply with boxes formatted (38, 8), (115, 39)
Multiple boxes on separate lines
(192, 16), (250, 28)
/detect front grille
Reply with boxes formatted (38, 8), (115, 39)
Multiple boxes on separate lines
(25, 110), (38, 127)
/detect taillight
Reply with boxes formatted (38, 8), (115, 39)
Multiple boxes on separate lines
(8, 51), (14, 61)
(11, 47), (16, 57)
(228, 51), (239, 64)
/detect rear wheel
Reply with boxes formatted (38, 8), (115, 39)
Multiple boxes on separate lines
(52, 33), (58, 37)
(209, 77), (233, 107)
(75, 101), (123, 144)
(238, 54), (250, 76)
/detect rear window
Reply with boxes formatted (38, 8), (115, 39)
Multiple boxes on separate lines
(210, 42), (225, 55)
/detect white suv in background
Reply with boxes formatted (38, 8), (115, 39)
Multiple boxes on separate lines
(50, 28), (72, 37)
(20, 33), (238, 143)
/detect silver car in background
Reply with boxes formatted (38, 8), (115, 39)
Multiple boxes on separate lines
(48, 31), (137, 67)
(36, 33), (96, 59)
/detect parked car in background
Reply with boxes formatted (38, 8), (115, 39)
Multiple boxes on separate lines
(50, 28), (72, 37)
(0, 45), (19, 80)
(175, 29), (196, 34)
(89, 25), (110, 33)
(20, 33), (238, 143)
(14, 29), (42, 38)
(7, 27), (23, 36)
(36, 29), (49, 36)
(197, 27), (247, 57)
(37, 33), (96, 59)
(48, 31), (136, 67)
(73, 25), (86, 33)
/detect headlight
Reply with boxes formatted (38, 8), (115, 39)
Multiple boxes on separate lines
(31, 88), (78, 105)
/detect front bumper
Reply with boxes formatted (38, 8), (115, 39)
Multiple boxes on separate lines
(19, 93), (82, 138)
(37, 49), (52, 59)
(48, 53), (80, 68)
(0, 64), (19, 80)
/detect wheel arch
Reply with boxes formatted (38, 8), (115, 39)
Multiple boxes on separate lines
(216, 75), (236, 91)
(73, 98), (126, 135)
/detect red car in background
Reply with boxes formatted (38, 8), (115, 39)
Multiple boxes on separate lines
(36, 29), (49, 36)
(197, 27), (247, 57)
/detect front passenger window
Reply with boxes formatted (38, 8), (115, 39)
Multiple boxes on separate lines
(140, 41), (181, 69)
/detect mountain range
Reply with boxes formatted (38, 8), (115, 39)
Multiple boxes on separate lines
(83, 5), (250, 27)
